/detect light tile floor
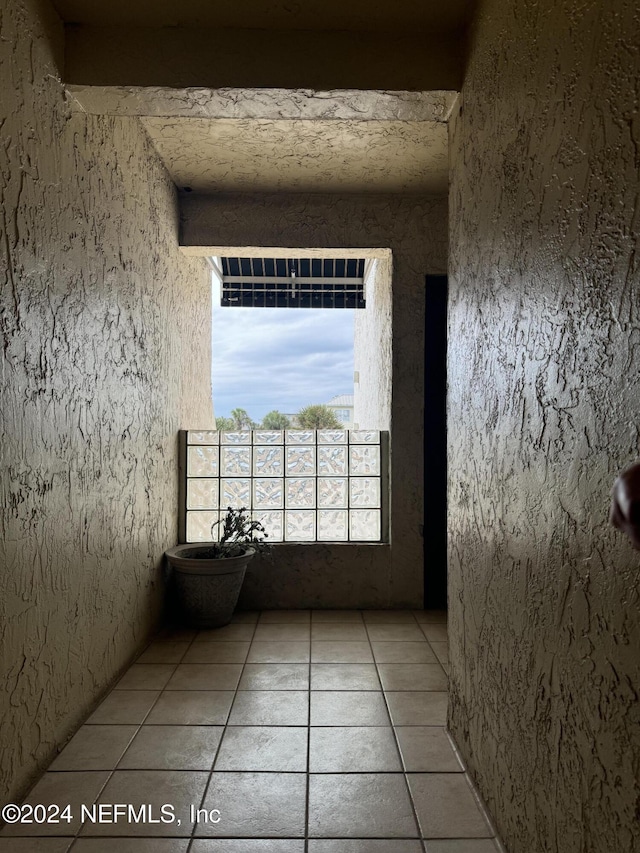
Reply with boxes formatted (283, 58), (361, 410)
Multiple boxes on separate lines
(1, 610), (504, 853)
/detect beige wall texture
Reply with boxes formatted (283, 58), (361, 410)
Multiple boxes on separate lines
(354, 257), (393, 432)
(447, 0), (640, 851)
(181, 192), (447, 609)
(0, 0), (213, 803)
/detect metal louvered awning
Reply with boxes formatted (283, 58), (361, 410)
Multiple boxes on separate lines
(212, 257), (367, 308)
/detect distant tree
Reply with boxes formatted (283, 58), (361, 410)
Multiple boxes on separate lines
(296, 404), (341, 429)
(230, 408), (255, 430)
(261, 410), (291, 430)
(215, 416), (234, 430)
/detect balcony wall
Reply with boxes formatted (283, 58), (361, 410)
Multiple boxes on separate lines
(0, 0), (213, 802)
(181, 192), (448, 609)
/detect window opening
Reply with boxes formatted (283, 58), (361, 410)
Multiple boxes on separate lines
(195, 249), (391, 545)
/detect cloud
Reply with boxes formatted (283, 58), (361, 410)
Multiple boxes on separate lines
(211, 305), (355, 421)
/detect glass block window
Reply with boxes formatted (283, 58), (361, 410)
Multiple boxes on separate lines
(181, 429), (386, 543)
(286, 446), (316, 476)
(253, 478), (284, 509)
(221, 447), (251, 476)
(187, 445), (219, 477)
(187, 479), (219, 510)
(221, 478), (252, 509)
(318, 446), (347, 476)
(318, 509), (348, 541)
(186, 511), (220, 543)
(254, 446), (284, 476)
(318, 478), (348, 508)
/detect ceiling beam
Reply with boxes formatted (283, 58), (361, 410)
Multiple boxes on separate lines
(63, 26), (466, 91)
(67, 86), (459, 122)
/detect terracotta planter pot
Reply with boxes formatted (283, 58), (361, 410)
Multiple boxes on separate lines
(165, 545), (255, 628)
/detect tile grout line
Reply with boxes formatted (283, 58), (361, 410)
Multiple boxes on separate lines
(11, 631), (193, 848)
(367, 612), (463, 851)
(68, 644), (189, 845)
(79, 629), (203, 845)
(414, 613), (435, 853)
(305, 611), (312, 853)
(185, 648), (225, 849)
(91, 633), (195, 751)
(414, 614), (450, 853)
(124, 627), (196, 731)
(449, 736), (503, 851)
(14, 610), (461, 850)
(185, 613), (259, 849)
(364, 612), (426, 847)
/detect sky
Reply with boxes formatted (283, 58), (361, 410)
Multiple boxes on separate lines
(211, 282), (355, 423)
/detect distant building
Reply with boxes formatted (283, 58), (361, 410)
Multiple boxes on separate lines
(327, 394), (355, 429)
(281, 396), (354, 429)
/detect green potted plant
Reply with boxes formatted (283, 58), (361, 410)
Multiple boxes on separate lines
(165, 507), (269, 628)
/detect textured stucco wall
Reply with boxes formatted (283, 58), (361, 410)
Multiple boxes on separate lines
(0, 0), (212, 803)
(448, 1), (640, 851)
(354, 258), (393, 431)
(182, 192), (448, 608)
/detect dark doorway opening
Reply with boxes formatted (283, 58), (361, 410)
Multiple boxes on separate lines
(424, 274), (448, 609)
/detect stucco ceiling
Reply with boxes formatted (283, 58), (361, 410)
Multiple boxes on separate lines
(140, 117), (448, 194)
(52, 0), (474, 32)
